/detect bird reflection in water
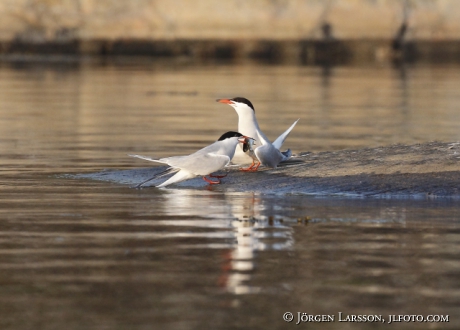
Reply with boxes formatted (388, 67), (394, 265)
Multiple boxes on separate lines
(217, 194), (295, 294)
(157, 190), (294, 294)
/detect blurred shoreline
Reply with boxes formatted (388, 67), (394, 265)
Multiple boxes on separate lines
(0, 38), (460, 65)
(2, 0), (460, 64)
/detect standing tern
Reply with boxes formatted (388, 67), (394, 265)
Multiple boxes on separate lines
(217, 97), (299, 170)
(129, 131), (255, 188)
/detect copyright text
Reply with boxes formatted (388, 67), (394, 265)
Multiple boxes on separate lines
(282, 312), (449, 324)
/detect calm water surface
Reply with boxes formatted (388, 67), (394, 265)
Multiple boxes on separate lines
(0, 59), (459, 329)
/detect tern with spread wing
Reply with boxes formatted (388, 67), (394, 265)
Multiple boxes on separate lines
(129, 131), (254, 188)
(217, 97), (299, 171)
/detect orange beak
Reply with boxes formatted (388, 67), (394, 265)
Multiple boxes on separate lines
(216, 98), (233, 104)
(238, 136), (255, 144)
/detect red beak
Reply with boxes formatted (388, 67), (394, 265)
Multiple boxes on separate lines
(238, 136), (253, 143)
(216, 99), (233, 104)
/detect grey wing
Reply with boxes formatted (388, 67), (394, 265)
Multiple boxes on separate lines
(158, 155), (188, 165)
(130, 154), (192, 165)
(167, 153), (231, 175)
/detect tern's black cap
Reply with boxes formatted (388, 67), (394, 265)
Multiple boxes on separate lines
(217, 131), (243, 141)
(231, 97), (255, 112)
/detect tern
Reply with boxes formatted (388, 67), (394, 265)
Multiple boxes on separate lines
(129, 131), (255, 188)
(217, 97), (299, 171)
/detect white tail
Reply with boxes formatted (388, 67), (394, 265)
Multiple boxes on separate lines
(128, 154), (164, 164)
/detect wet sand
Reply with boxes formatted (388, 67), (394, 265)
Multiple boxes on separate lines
(74, 141), (460, 198)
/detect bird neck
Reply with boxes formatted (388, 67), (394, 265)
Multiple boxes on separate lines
(238, 112), (270, 146)
(236, 108), (257, 124)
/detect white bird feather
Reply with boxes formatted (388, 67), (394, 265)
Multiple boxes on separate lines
(129, 132), (253, 188)
(217, 97), (299, 170)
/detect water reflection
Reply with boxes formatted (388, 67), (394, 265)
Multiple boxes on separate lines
(219, 221), (260, 295)
(1, 174), (460, 329)
(158, 189), (294, 294)
(1, 61), (460, 329)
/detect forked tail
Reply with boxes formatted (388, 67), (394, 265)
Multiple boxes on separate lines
(281, 148), (292, 160)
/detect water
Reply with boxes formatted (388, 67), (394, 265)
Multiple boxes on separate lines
(0, 59), (459, 329)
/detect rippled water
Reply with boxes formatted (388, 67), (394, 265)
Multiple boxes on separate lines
(0, 59), (459, 329)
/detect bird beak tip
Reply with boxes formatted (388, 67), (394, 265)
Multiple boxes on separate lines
(216, 99), (231, 104)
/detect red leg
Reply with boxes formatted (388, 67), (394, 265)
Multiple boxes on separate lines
(240, 160), (256, 172)
(241, 161), (260, 172)
(203, 176), (221, 184)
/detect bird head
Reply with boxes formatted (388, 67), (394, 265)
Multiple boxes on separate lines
(217, 131), (242, 141)
(217, 131), (255, 148)
(216, 97), (255, 116)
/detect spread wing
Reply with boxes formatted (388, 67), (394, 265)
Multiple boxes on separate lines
(272, 119), (299, 150)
